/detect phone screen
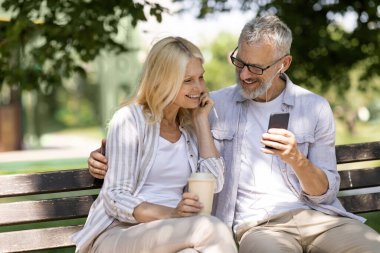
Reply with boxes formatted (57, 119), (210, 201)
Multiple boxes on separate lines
(267, 113), (290, 130)
(265, 113), (290, 149)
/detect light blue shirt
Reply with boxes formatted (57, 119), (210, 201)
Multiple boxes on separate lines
(233, 91), (310, 233)
(209, 74), (365, 230)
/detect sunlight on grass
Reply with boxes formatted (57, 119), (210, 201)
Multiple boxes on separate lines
(0, 127), (102, 174)
(52, 126), (105, 139)
(0, 158), (87, 174)
(336, 120), (380, 145)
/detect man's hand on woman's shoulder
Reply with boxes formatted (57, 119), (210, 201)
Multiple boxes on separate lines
(88, 139), (108, 179)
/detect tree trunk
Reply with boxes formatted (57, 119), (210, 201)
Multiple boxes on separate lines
(0, 88), (23, 151)
(345, 111), (357, 135)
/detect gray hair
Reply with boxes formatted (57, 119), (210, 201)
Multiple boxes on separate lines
(238, 15), (292, 58)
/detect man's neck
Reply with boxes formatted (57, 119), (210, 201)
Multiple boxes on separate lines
(254, 78), (286, 103)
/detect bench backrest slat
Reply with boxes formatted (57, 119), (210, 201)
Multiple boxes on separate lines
(0, 195), (96, 226)
(335, 141), (380, 214)
(336, 141), (380, 164)
(338, 167), (380, 190)
(0, 169), (102, 197)
(338, 192), (380, 213)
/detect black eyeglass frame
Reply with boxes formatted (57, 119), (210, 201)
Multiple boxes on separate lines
(229, 47), (288, 75)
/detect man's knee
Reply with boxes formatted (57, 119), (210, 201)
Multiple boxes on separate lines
(239, 229), (301, 253)
(310, 220), (380, 253)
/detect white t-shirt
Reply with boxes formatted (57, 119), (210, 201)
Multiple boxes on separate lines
(139, 134), (191, 208)
(234, 93), (309, 233)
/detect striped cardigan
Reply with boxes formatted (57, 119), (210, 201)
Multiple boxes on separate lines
(72, 104), (225, 252)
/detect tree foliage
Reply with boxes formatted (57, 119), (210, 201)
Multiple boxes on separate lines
(2, 0), (378, 96)
(203, 32), (236, 91)
(0, 0), (166, 92)
(176, 0), (380, 95)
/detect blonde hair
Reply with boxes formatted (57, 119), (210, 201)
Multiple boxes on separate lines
(136, 36), (204, 126)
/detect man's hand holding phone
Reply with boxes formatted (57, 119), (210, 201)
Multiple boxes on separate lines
(262, 112), (291, 151)
(261, 113), (301, 165)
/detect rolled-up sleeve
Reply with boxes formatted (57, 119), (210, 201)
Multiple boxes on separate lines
(302, 100), (340, 205)
(101, 106), (145, 224)
(198, 157), (225, 193)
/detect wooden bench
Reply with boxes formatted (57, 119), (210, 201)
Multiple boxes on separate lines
(0, 141), (380, 252)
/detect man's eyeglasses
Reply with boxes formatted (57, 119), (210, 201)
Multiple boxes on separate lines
(230, 47), (288, 75)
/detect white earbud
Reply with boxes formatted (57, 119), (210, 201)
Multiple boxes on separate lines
(277, 64), (284, 74)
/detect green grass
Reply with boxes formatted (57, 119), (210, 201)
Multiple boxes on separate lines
(48, 126), (105, 139)
(361, 212), (380, 233)
(0, 126), (103, 174)
(0, 218), (86, 233)
(336, 120), (380, 144)
(0, 158), (87, 174)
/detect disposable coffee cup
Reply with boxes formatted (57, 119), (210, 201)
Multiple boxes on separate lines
(188, 172), (216, 215)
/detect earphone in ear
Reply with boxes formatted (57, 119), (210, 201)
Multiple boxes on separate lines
(277, 64), (284, 74)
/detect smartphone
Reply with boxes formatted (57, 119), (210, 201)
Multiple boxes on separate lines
(265, 112), (290, 149)
(267, 113), (290, 130)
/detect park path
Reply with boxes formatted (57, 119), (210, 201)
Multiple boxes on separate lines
(0, 133), (100, 163)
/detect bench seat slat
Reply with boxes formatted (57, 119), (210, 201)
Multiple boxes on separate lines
(0, 225), (81, 252)
(339, 167), (380, 190)
(338, 192), (380, 213)
(0, 169), (103, 197)
(0, 196), (96, 226)
(336, 141), (380, 164)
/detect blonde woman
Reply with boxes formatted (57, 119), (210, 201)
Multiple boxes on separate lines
(72, 37), (237, 253)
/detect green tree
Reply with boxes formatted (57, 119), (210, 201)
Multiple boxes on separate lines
(0, 0), (166, 91)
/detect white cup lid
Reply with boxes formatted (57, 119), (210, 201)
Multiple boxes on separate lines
(188, 172), (215, 181)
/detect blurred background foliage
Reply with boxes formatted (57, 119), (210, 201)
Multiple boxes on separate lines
(202, 32), (236, 91)
(0, 0), (379, 151)
(0, 0), (147, 149)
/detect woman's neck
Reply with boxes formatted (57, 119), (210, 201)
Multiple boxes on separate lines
(160, 107), (181, 143)
(162, 105), (180, 125)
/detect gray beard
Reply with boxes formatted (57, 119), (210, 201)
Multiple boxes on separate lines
(237, 78), (273, 100)
(236, 70), (280, 100)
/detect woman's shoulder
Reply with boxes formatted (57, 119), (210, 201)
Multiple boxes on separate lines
(110, 103), (145, 125)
